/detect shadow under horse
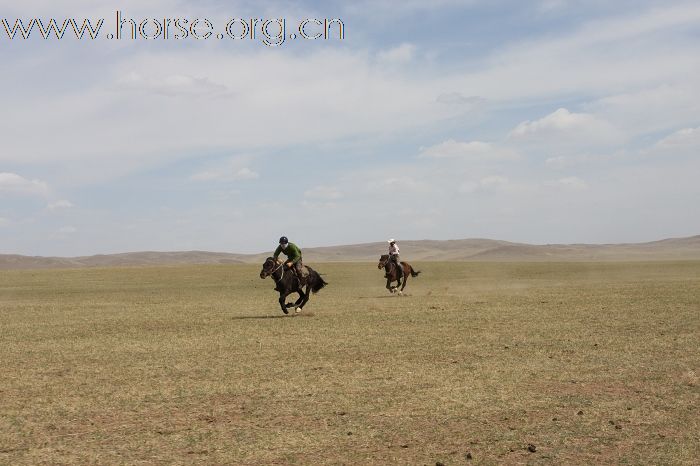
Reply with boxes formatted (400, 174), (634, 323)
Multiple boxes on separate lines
(260, 258), (328, 314)
(377, 254), (421, 295)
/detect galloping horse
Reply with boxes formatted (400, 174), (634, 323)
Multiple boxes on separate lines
(260, 257), (327, 314)
(377, 254), (421, 295)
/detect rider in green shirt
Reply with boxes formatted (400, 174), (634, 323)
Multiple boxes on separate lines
(273, 236), (307, 282)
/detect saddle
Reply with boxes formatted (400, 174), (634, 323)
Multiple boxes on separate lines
(385, 260), (403, 279)
(300, 265), (310, 278)
(289, 264), (309, 284)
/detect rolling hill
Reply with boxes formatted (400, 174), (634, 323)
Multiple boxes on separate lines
(2, 236), (700, 269)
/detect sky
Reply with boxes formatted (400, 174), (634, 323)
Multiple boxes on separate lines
(1, 0), (699, 256)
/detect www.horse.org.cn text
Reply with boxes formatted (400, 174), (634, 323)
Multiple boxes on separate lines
(1, 11), (346, 47)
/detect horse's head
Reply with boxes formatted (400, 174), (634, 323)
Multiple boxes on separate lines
(377, 254), (390, 269)
(260, 257), (279, 279)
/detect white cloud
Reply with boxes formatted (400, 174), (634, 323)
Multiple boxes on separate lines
(1, 0), (196, 19)
(650, 127), (700, 156)
(345, 0), (476, 17)
(192, 167), (258, 181)
(377, 43), (416, 64)
(435, 93), (486, 106)
(191, 157), (259, 182)
(58, 226), (77, 234)
(459, 175), (510, 193)
(508, 108), (622, 148)
(47, 200), (74, 211)
(301, 200), (338, 210)
(566, 4), (700, 49)
(458, 181), (478, 193)
(0, 172), (50, 197)
(585, 85), (700, 137)
(480, 175), (510, 189)
(304, 186), (343, 200)
(511, 108), (583, 136)
(546, 155), (577, 169)
(379, 176), (428, 192)
(511, 108), (601, 137)
(442, 4), (700, 104)
(538, 0), (570, 12)
(555, 176), (588, 190)
(117, 72), (229, 97)
(419, 139), (516, 159)
(1, 47), (465, 176)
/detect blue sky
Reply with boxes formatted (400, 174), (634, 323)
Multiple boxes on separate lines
(1, 0), (699, 255)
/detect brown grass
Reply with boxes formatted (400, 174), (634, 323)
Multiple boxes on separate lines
(1, 262), (698, 464)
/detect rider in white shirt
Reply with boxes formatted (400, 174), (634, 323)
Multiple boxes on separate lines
(388, 238), (402, 278)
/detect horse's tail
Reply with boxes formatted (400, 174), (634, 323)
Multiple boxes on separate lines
(309, 269), (328, 294)
(409, 265), (421, 278)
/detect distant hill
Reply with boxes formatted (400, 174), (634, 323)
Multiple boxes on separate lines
(1, 236), (700, 269)
(0, 251), (249, 270)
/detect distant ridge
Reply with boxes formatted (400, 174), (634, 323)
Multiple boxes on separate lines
(2, 236), (700, 270)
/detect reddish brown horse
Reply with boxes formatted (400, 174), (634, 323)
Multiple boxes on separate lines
(377, 254), (420, 295)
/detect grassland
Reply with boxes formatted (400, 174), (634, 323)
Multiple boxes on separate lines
(1, 262), (698, 465)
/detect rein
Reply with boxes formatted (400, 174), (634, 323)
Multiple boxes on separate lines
(266, 260), (285, 281)
(383, 257), (400, 276)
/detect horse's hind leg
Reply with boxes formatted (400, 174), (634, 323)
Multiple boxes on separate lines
(296, 286), (310, 311)
(395, 278), (404, 295)
(292, 293), (303, 307)
(399, 275), (408, 294)
(393, 270), (403, 293)
(293, 288), (306, 308)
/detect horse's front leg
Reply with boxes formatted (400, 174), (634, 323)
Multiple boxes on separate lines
(279, 292), (289, 314)
(386, 277), (394, 293)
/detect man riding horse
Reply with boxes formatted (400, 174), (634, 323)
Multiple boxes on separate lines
(263, 237), (325, 314)
(387, 238), (402, 279)
(273, 236), (308, 285)
(378, 239), (421, 294)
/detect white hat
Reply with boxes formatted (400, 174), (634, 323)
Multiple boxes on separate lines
(388, 238), (395, 243)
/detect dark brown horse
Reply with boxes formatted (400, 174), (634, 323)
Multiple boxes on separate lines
(260, 257), (327, 314)
(377, 254), (420, 295)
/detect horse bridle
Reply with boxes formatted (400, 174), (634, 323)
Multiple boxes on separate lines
(263, 259), (286, 279)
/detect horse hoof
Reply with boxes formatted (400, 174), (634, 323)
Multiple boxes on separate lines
(295, 307), (302, 314)
(398, 291), (403, 296)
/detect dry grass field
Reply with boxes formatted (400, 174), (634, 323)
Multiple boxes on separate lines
(1, 261), (699, 465)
